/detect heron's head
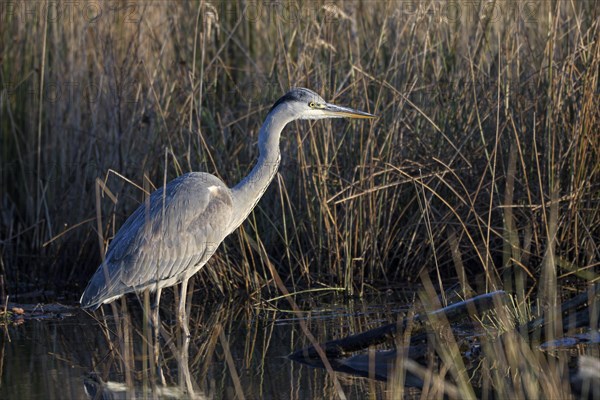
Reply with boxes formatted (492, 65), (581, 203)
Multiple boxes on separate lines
(269, 88), (376, 121)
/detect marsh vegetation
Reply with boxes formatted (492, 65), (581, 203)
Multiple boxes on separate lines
(0, 1), (598, 398)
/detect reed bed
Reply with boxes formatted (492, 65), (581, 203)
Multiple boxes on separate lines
(0, 0), (597, 352)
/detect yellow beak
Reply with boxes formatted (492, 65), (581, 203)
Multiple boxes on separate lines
(323, 103), (377, 119)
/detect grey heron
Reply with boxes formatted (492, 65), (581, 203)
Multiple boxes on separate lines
(80, 88), (375, 335)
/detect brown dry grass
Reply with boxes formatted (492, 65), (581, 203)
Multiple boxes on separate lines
(0, 0), (598, 355)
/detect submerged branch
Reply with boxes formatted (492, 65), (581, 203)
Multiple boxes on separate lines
(289, 291), (509, 361)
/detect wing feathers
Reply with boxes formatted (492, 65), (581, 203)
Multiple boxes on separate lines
(80, 172), (233, 308)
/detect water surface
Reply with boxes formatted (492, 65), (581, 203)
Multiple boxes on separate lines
(1, 291), (413, 399)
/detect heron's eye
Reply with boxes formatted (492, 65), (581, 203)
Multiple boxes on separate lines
(309, 102), (316, 108)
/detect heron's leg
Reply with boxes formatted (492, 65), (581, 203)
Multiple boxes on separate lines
(151, 287), (162, 332)
(152, 288), (166, 386)
(178, 278), (191, 337)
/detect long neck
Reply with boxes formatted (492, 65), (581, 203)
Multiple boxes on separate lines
(228, 110), (291, 233)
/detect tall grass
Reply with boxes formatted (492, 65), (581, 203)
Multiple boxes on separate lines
(0, 0), (598, 305)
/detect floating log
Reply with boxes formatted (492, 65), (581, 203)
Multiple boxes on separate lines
(289, 290), (509, 362)
(288, 284), (600, 394)
(527, 282), (600, 337)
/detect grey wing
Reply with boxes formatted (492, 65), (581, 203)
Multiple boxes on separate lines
(80, 172), (233, 309)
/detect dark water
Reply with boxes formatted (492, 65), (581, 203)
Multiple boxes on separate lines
(0, 291), (411, 399)
(6, 289), (596, 399)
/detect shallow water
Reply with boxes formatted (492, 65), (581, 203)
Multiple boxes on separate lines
(0, 291), (413, 399)
(4, 288), (597, 399)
